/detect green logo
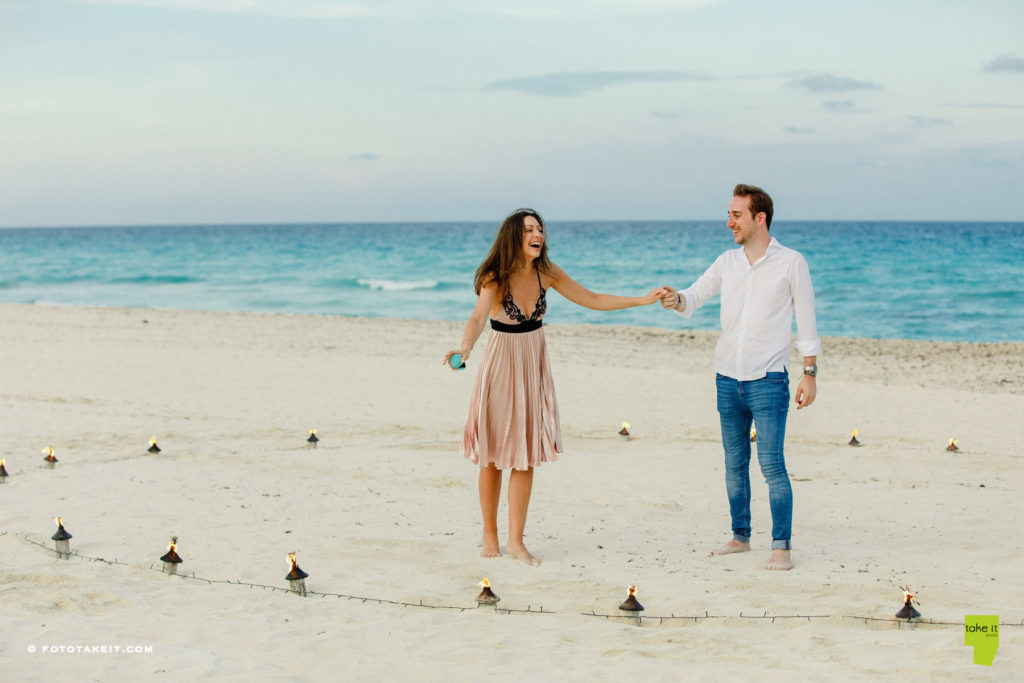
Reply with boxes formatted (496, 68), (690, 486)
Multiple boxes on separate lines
(964, 615), (999, 666)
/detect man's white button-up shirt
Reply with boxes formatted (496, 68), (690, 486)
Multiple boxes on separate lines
(675, 237), (820, 381)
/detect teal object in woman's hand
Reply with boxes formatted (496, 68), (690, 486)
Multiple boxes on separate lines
(449, 353), (466, 370)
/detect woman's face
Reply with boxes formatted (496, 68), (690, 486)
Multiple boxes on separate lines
(521, 215), (544, 261)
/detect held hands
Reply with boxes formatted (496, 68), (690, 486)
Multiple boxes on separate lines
(659, 285), (680, 309)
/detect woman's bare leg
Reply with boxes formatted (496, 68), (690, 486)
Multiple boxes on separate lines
(478, 465), (502, 557)
(507, 467), (540, 565)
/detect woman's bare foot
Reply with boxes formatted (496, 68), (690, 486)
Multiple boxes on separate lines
(481, 532), (501, 558)
(764, 549), (793, 570)
(506, 540), (541, 565)
(713, 539), (751, 555)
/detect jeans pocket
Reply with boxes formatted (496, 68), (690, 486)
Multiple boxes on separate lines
(752, 375), (790, 407)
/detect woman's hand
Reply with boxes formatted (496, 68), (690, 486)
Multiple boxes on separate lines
(640, 287), (667, 305)
(443, 348), (469, 370)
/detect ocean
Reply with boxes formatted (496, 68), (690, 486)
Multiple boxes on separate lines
(1, 221), (1021, 343)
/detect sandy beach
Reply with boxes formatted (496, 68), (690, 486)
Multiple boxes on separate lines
(1, 302), (1021, 680)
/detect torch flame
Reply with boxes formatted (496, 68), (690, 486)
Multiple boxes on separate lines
(167, 536), (178, 552)
(627, 584), (638, 597)
(948, 437), (957, 447)
(287, 552), (298, 568)
(310, 428), (317, 436)
(851, 429), (858, 438)
(0, 458), (5, 467)
(901, 585), (915, 602)
(479, 578), (491, 588)
(43, 446), (54, 457)
(621, 422), (630, 431)
(150, 436), (158, 447)
(55, 516), (63, 527)
(750, 427), (756, 439)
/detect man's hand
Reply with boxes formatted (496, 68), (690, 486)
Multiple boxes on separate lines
(795, 375), (816, 409)
(659, 285), (680, 309)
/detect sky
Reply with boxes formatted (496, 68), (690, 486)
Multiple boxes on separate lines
(1, 0), (1022, 226)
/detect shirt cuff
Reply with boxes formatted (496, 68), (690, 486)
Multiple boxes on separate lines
(673, 291), (696, 319)
(795, 337), (821, 357)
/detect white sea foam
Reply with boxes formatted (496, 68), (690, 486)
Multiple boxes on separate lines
(357, 278), (438, 292)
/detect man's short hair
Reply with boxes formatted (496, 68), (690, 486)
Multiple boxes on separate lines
(733, 184), (773, 230)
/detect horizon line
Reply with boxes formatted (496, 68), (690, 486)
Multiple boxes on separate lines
(3, 218), (1022, 230)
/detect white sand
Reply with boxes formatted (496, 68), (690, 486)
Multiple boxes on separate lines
(1, 303), (1021, 680)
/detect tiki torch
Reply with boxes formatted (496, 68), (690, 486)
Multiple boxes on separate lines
(160, 536), (183, 574)
(52, 517), (72, 559)
(286, 552), (309, 596)
(476, 578), (500, 606)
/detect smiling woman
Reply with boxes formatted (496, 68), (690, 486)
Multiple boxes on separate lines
(443, 208), (665, 566)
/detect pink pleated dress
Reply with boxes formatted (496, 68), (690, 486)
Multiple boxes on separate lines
(462, 270), (563, 470)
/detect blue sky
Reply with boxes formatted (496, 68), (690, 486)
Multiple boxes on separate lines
(1, 0), (1022, 225)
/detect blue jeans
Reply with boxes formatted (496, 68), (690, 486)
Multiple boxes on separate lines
(716, 372), (792, 550)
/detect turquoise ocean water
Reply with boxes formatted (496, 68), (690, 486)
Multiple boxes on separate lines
(1, 221), (1021, 343)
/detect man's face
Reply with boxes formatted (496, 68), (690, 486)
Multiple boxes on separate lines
(727, 195), (765, 245)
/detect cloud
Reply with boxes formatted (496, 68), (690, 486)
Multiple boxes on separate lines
(940, 102), (1024, 111)
(650, 108), (691, 119)
(63, 0), (722, 19)
(821, 100), (868, 114)
(788, 73), (882, 93)
(783, 126), (815, 135)
(908, 115), (953, 127)
(350, 153), (379, 161)
(64, 0), (368, 20)
(983, 54), (1024, 74)
(482, 71), (710, 97)
(486, 0), (720, 19)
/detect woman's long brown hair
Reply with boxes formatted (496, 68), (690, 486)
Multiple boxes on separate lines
(473, 208), (552, 296)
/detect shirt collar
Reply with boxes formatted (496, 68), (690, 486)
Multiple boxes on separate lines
(737, 236), (782, 268)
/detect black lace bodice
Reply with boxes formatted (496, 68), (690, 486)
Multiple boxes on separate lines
(502, 288), (546, 323)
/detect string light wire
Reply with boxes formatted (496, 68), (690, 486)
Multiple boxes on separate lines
(10, 531), (1022, 628)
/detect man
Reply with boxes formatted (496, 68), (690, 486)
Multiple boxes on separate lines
(660, 184), (819, 570)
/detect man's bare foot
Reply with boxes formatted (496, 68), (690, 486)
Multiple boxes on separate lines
(713, 540), (751, 555)
(481, 532), (501, 559)
(764, 549), (793, 570)
(506, 540), (541, 566)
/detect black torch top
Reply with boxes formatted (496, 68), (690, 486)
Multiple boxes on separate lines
(52, 521), (73, 541)
(160, 537), (183, 563)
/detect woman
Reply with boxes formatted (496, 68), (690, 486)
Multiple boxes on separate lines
(444, 208), (663, 565)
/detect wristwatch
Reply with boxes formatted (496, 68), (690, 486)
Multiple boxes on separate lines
(803, 364), (818, 377)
